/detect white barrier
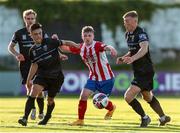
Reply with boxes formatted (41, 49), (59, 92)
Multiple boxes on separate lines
(0, 72), (21, 96)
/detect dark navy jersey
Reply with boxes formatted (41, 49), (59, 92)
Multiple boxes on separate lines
(11, 27), (48, 84)
(10, 28), (32, 82)
(125, 26), (154, 74)
(29, 38), (63, 79)
(11, 27), (48, 65)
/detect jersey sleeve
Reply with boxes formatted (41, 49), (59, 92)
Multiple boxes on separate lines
(69, 45), (81, 54)
(138, 31), (149, 43)
(95, 42), (107, 52)
(11, 32), (19, 44)
(51, 39), (63, 48)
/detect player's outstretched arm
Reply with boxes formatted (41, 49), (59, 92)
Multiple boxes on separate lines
(51, 34), (79, 53)
(61, 40), (79, 48)
(59, 40), (80, 53)
(104, 45), (117, 57)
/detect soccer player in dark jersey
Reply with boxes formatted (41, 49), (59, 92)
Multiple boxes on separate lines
(18, 23), (79, 126)
(8, 9), (46, 120)
(116, 11), (171, 127)
(8, 9), (68, 121)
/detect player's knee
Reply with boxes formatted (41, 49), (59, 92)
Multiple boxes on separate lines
(80, 95), (88, 101)
(38, 92), (44, 98)
(142, 95), (152, 102)
(30, 89), (38, 97)
(48, 101), (54, 105)
(80, 91), (90, 100)
(124, 93), (132, 103)
(26, 88), (31, 96)
(47, 97), (54, 105)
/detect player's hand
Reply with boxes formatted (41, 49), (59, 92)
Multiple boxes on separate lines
(123, 57), (134, 64)
(51, 34), (59, 40)
(110, 48), (117, 57)
(59, 54), (68, 60)
(26, 80), (32, 91)
(116, 57), (124, 64)
(16, 54), (25, 61)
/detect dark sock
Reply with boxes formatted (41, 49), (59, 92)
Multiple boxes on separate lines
(46, 102), (55, 117)
(148, 96), (165, 117)
(36, 97), (44, 114)
(23, 96), (36, 120)
(129, 99), (146, 118)
(27, 95), (35, 109)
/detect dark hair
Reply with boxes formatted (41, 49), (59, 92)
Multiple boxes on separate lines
(123, 10), (138, 19)
(81, 26), (94, 34)
(30, 23), (42, 32)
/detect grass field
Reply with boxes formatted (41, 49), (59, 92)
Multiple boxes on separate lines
(0, 96), (180, 132)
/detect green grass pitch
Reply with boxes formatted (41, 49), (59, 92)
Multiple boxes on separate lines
(0, 96), (180, 132)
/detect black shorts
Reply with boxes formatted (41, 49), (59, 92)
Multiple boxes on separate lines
(20, 70), (30, 84)
(131, 72), (154, 91)
(19, 63), (31, 84)
(33, 75), (64, 98)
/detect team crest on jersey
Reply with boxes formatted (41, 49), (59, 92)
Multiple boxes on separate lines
(22, 35), (27, 40)
(43, 45), (48, 51)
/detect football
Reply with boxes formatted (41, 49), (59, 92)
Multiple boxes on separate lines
(92, 93), (109, 109)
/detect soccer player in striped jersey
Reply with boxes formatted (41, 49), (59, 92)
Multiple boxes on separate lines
(61, 26), (117, 126)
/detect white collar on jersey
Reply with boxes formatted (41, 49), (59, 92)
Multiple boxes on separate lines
(84, 40), (96, 48)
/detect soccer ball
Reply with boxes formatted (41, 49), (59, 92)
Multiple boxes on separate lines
(92, 93), (109, 109)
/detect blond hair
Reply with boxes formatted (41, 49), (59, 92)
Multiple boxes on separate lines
(123, 10), (138, 20)
(23, 9), (37, 18)
(81, 26), (94, 35)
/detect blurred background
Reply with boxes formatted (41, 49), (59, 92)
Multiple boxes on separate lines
(0, 0), (180, 96)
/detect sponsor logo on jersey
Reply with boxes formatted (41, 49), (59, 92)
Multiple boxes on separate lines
(139, 34), (147, 40)
(22, 35), (27, 40)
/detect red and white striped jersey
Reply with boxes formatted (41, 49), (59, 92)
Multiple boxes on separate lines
(70, 41), (114, 81)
